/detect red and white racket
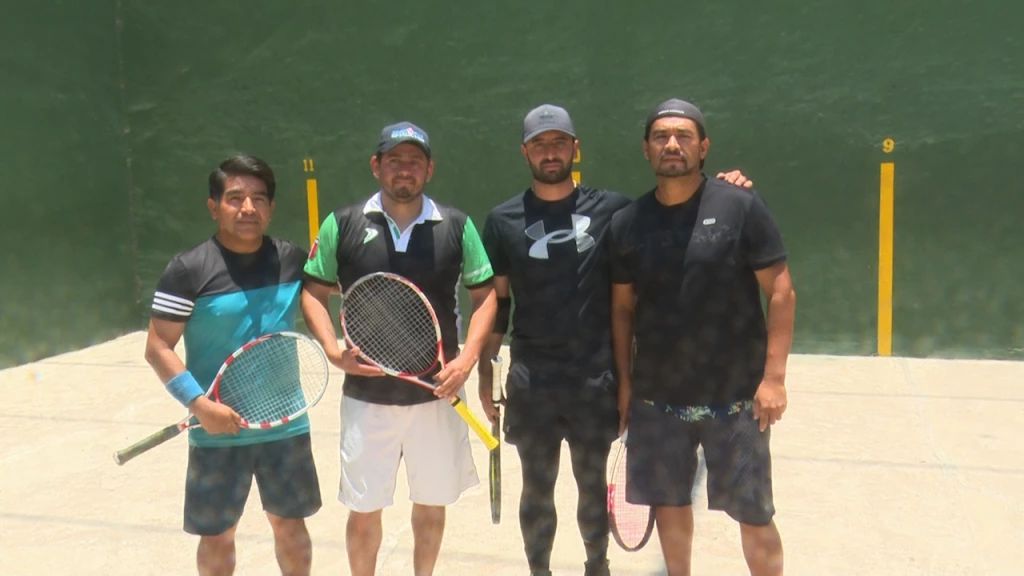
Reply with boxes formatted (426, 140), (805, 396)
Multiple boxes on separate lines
(113, 331), (329, 465)
(339, 271), (499, 451)
(608, 429), (656, 552)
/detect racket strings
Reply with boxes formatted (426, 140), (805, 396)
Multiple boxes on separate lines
(609, 448), (652, 548)
(217, 336), (327, 425)
(343, 275), (439, 375)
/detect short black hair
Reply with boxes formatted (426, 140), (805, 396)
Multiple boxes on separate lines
(208, 154), (276, 202)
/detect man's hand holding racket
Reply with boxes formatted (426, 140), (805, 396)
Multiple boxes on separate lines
(191, 396), (244, 435)
(432, 353), (474, 399)
(476, 360), (502, 425)
(114, 331), (330, 465)
(327, 346), (386, 377)
(478, 383), (502, 425)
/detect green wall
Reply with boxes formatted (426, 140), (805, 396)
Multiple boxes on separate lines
(0, 1), (139, 367)
(2, 0), (1022, 368)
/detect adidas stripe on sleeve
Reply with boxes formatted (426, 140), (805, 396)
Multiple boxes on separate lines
(151, 256), (196, 322)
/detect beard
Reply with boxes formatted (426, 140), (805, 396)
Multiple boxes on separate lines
(382, 180), (421, 204)
(655, 154), (697, 178)
(530, 159), (573, 185)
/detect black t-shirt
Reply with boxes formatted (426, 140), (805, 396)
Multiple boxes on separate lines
(304, 193), (494, 405)
(482, 185), (632, 387)
(608, 177), (788, 406)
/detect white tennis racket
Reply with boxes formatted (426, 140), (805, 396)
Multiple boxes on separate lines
(339, 271), (499, 451)
(113, 331), (329, 465)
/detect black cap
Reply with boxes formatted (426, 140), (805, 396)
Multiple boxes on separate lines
(644, 99), (706, 138)
(377, 121), (431, 157)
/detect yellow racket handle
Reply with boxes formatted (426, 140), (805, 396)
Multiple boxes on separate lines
(450, 396), (499, 451)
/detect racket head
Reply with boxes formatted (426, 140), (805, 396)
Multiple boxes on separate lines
(339, 272), (444, 379)
(210, 331), (329, 429)
(607, 433), (655, 552)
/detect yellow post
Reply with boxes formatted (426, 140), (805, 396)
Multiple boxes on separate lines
(304, 158), (319, 248)
(877, 162), (895, 356)
(572, 147), (582, 184)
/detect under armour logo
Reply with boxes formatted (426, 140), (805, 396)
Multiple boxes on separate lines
(525, 215), (595, 259)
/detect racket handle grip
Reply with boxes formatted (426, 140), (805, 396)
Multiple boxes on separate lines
(112, 422), (185, 466)
(490, 356), (504, 403)
(450, 397), (499, 451)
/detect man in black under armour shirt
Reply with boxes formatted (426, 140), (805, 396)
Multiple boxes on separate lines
(478, 104), (755, 576)
(609, 99), (796, 576)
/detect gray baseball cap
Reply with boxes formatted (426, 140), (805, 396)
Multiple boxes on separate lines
(377, 121), (431, 157)
(644, 99), (706, 138)
(522, 104), (576, 143)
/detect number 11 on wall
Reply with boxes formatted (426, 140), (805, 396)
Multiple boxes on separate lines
(304, 158), (319, 249)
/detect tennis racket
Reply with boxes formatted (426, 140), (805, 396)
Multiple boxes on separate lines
(692, 444), (707, 504)
(489, 354), (505, 524)
(339, 271), (499, 451)
(113, 331), (330, 465)
(608, 429), (656, 552)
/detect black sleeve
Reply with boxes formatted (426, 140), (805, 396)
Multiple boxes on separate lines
(607, 212), (634, 284)
(481, 210), (510, 277)
(742, 191), (788, 270)
(281, 240), (311, 284)
(151, 257), (196, 322)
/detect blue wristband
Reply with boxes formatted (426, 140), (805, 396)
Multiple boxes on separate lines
(166, 370), (205, 407)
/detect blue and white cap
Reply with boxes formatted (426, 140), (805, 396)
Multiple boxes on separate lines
(377, 121), (431, 157)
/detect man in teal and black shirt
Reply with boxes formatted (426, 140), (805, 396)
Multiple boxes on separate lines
(145, 154), (321, 576)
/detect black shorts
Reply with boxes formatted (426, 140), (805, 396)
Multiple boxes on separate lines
(183, 433), (322, 536)
(625, 399), (775, 526)
(503, 367), (620, 449)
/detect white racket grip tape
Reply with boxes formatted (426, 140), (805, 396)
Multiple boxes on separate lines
(490, 355), (504, 402)
(691, 444), (707, 502)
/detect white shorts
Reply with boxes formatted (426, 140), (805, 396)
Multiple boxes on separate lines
(338, 391), (480, 512)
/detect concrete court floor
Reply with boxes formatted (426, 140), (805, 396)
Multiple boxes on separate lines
(1, 332), (1022, 576)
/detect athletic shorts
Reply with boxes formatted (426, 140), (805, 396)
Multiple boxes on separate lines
(338, 391), (479, 512)
(503, 367), (620, 449)
(183, 433), (322, 536)
(625, 398), (775, 526)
